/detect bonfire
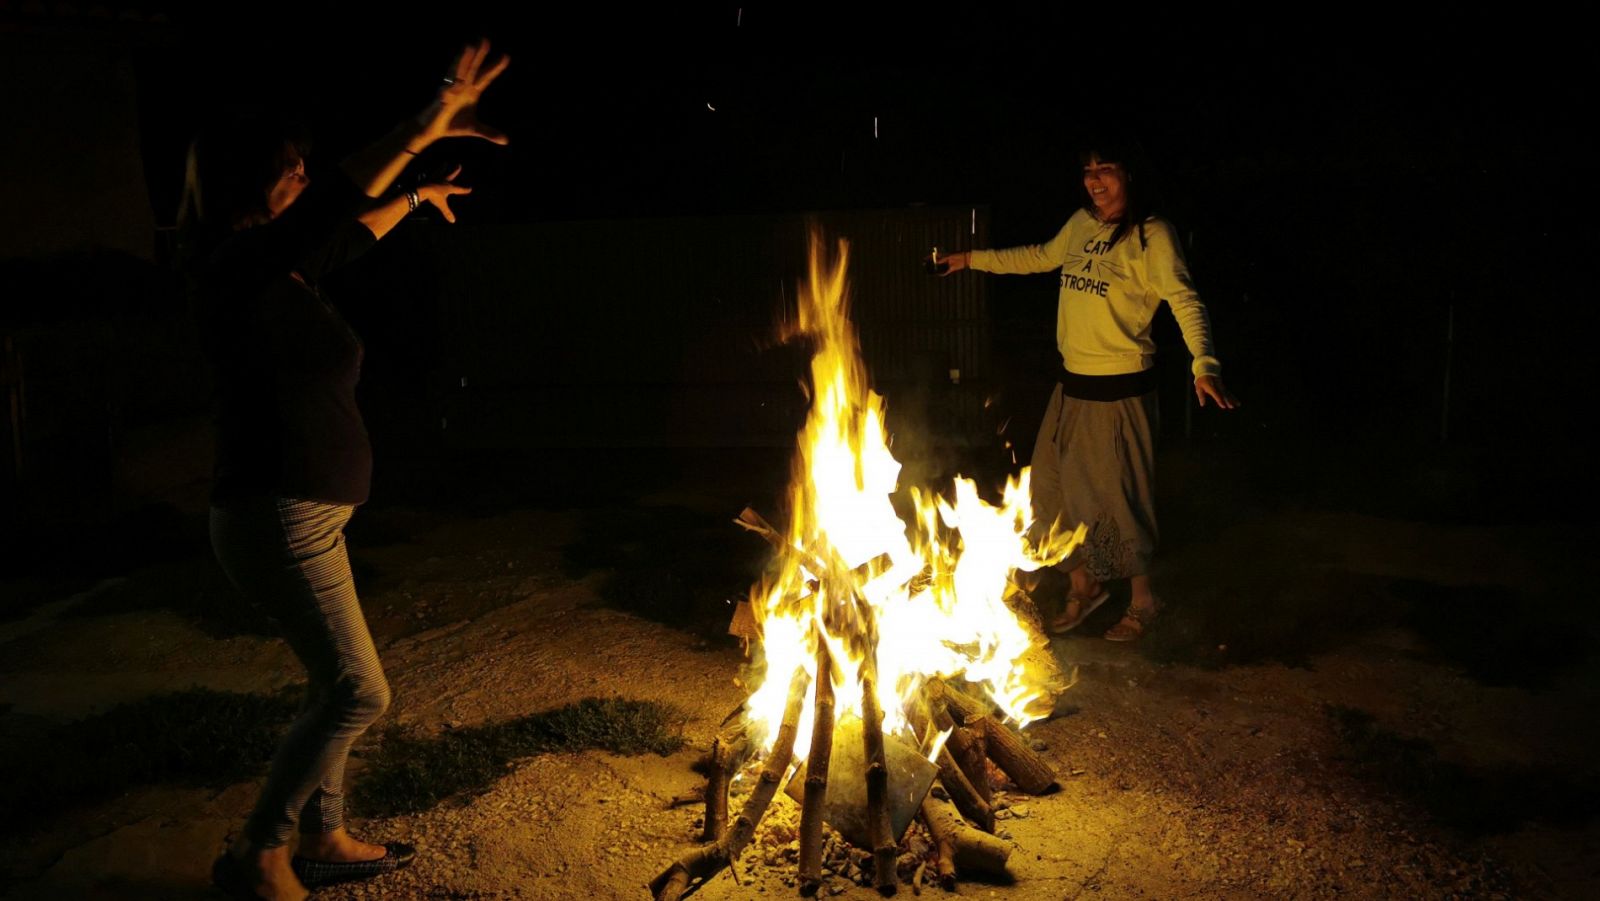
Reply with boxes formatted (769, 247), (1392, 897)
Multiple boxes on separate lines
(652, 230), (1085, 899)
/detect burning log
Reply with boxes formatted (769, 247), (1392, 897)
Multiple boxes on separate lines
(736, 506), (805, 561)
(860, 660), (898, 895)
(924, 822), (956, 888)
(798, 644), (835, 896)
(919, 796), (958, 891)
(660, 232), (1088, 896)
(736, 507), (842, 586)
(703, 719), (753, 842)
(919, 795), (1012, 885)
(736, 506), (893, 594)
(941, 712), (992, 806)
(907, 700), (994, 833)
(933, 680), (1059, 795)
(650, 667), (810, 901)
(934, 747), (995, 833)
(726, 598), (760, 647)
(929, 678), (994, 723)
(973, 716), (1058, 796)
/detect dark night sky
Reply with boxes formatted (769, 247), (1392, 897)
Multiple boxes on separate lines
(116, 6), (1597, 459)
(6, 2), (1592, 508)
(135, 6), (1592, 227)
(5, 17), (1599, 894)
(0, 1), (1593, 543)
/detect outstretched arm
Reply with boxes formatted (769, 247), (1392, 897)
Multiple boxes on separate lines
(358, 166), (474, 240)
(340, 39), (510, 199)
(932, 217), (1076, 277)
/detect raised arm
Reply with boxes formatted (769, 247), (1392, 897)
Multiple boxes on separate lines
(358, 166), (474, 241)
(232, 41), (509, 282)
(934, 217), (1076, 276)
(340, 39), (510, 199)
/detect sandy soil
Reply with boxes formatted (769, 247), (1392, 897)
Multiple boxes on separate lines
(2, 467), (1597, 900)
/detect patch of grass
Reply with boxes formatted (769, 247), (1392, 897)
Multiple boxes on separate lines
(354, 697), (687, 817)
(0, 687), (299, 835)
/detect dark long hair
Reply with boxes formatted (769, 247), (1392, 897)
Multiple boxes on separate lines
(1076, 129), (1161, 251)
(176, 114), (310, 268)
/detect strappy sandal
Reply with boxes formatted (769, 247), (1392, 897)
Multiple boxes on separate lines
(1047, 588), (1111, 635)
(1104, 601), (1160, 642)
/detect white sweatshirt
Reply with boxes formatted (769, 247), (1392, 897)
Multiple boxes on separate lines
(969, 210), (1221, 379)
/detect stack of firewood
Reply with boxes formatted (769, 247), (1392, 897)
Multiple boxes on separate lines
(650, 674), (1061, 899)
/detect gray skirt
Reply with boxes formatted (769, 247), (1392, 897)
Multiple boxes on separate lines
(1029, 384), (1159, 581)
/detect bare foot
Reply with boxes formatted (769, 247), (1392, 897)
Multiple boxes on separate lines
(297, 826), (389, 862)
(1048, 586), (1112, 634)
(225, 843), (309, 901)
(1067, 566), (1103, 602)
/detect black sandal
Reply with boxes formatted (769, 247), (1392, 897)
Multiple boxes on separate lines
(290, 842), (416, 888)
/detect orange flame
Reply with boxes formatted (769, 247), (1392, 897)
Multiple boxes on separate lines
(742, 230), (1084, 758)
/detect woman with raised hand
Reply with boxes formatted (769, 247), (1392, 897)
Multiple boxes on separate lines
(178, 40), (509, 900)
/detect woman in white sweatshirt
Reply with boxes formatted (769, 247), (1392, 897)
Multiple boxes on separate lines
(940, 134), (1239, 640)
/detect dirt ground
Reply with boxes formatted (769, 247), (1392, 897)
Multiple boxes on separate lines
(2, 446), (1597, 900)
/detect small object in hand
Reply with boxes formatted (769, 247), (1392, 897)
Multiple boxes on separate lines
(924, 246), (949, 275)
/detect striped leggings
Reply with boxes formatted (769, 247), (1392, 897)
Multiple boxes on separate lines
(210, 497), (391, 848)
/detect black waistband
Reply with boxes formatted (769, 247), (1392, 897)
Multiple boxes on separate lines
(1059, 367), (1158, 401)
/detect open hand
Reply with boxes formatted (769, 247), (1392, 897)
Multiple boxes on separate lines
(419, 166), (472, 222)
(417, 39), (511, 147)
(1195, 374), (1240, 409)
(931, 250), (968, 276)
